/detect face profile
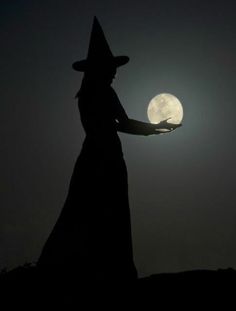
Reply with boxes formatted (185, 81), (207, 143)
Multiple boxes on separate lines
(101, 66), (117, 85)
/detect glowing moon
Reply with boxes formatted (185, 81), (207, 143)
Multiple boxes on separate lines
(147, 93), (183, 127)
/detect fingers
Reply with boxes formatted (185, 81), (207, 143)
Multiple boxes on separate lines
(155, 129), (171, 133)
(155, 122), (182, 132)
(168, 123), (182, 128)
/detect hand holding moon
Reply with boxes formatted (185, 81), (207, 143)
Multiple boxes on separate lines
(147, 93), (183, 134)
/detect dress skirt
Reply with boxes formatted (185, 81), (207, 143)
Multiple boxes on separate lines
(38, 137), (137, 283)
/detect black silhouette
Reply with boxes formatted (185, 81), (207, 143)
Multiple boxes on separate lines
(37, 17), (180, 285)
(1, 264), (235, 307)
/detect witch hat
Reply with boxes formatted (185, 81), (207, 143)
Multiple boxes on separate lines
(72, 17), (129, 72)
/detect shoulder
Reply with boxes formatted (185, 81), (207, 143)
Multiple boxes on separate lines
(108, 86), (121, 104)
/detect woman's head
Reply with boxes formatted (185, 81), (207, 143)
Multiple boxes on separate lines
(84, 64), (117, 86)
(75, 64), (117, 98)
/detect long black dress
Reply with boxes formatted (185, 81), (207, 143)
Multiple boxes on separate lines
(38, 83), (137, 283)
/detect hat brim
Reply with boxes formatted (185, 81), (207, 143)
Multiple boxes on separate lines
(72, 56), (129, 72)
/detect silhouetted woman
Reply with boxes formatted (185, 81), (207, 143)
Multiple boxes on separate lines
(37, 17), (180, 284)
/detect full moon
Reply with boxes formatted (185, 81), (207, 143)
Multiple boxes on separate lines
(147, 93), (183, 128)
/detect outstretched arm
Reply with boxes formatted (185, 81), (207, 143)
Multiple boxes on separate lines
(112, 92), (181, 136)
(116, 117), (181, 136)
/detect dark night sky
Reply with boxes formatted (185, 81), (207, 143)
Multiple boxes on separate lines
(1, 0), (236, 277)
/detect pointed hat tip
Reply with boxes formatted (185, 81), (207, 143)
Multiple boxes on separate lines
(92, 16), (103, 33)
(93, 16), (100, 25)
(72, 16), (129, 72)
